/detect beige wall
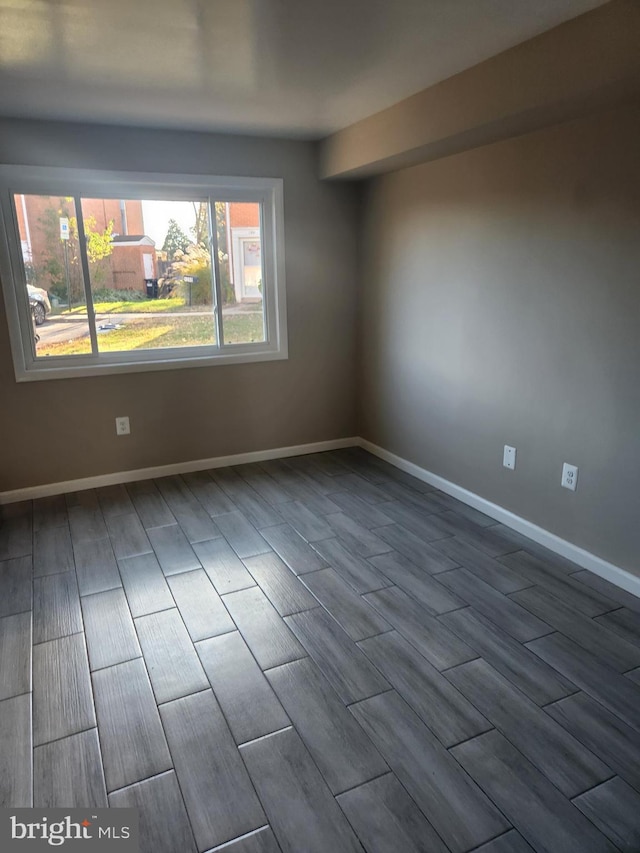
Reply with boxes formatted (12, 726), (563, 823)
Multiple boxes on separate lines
(0, 120), (359, 491)
(359, 104), (640, 575)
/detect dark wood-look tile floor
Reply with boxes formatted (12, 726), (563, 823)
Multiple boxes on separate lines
(1, 447), (639, 852)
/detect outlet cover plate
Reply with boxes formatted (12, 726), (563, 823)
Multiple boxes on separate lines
(561, 462), (578, 491)
(115, 416), (130, 436)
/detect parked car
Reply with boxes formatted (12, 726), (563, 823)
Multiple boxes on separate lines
(27, 284), (51, 325)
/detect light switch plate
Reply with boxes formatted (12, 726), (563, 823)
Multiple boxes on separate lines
(503, 445), (516, 470)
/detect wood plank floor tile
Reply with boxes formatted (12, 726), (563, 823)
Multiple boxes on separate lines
(33, 525), (74, 577)
(134, 608), (208, 704)
(325, 511), (393, 557)
(182, 471), (238, 516)
(92, 658), (172, 791)
(216, 512), (271, 558)
(359, 630), (491, 747)
(33, 570), (82, 644)
(240, 727), (364, 853)
(0, 516), (32, 561)
(373, 523), (460, 574)
(68, 506), (108, 544)
(96, 484), (135, 518)
(212, 469), (283, 529)
(193, 538), (256, 594)
(147, 523), (201, 575)
(526, 632), (640, 731)
(370, 550), (465, 614)
(626, 667), (640, 685)
(107, 513), (152, 559)
(73, 537), (121, 596)
(329, 491), (394, 529)
(33, 633), (95, 745)
(0, 555), (32, 617)
(446, 658), (611, 797)
(160, 690), (265, 851)
(433, 536), (532, 593)
(0, 501), (32, 520)
(440, 607), (576, 705)
(329, 472), (391, 505)
(0, 693), (32, 807)
(451, 730), (615, 853)
(66, 489), (99, 510)
(302, 568), (391, 641)
(311, 537), (390, 593)
(0, 611), (31, 700)
(212, 827), (281, 852)
(351, 691), (509, 853)
(571, 570), (640, 614)
(277, 501), (334, 543)
(285, 606), (389, 704)
(545, 692), (640, 793)
(259, 524), (329, 575)
(237, 468), (295, 505)
(127, 487), (176, 529)
(378, 501), (451, 543)
(500, 551), (618, 617)
(512, 586), (640, 671)
(595, 608), (640, 647)
(336, 773), (448, 853)
(196, 631), (289, 744)
(33, 495), (67, 532)
(118, 553), (174, 617)
(223, 586), (306, 670)
(82, 588), (142, 671)
(266, 657), (388, 794)
(34, 728), (107, 808)
(166, 569), (234, 642)
(109, 771), (196, 853)
(438, 568), (550, 642)
(364, 586), (476, 670)
(259, 461), (342, 515)
(172, 502), (222, 545)
(572, 776), (640, 853)
(472, 831), (535, 852)
(279, 459), (342, 498)
(438, 513), (527, 557)
(300, 451), (350, 477)
(244, 552), (318, 616)
(155, 475), (200, 508)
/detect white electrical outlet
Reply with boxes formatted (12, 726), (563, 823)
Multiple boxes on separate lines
(561, 462), (578, 491)
(503, 445), (516, 470)
(115, 416), (130, 436)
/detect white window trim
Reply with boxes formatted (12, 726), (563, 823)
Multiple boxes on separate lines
(0, 166), (288, 382)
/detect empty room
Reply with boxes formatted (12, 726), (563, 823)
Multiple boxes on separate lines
(1, 1), (639, 851)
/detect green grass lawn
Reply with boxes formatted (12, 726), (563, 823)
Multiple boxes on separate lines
(38, 312), (265, 357)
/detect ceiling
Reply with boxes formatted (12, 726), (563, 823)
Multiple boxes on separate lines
(0, 0), (609, 138)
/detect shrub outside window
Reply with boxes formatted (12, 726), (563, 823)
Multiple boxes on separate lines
(0, 167), (287, 381)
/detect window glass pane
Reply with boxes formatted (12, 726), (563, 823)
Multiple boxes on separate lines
(14, 194), (92, 357)
(216, 201), (266, 345)
(80, 198), (217, 353)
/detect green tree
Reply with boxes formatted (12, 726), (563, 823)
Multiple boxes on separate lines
(162, 218), (191, 259)
(33, 199), (114, 303)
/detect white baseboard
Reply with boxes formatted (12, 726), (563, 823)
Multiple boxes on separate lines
(0, 437), (358, 504)
(359, 438), (640, 600)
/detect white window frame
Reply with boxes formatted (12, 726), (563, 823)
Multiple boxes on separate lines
(0, 166), (288, 382)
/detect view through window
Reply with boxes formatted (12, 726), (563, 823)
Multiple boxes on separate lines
(15, 195), (267, 359)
